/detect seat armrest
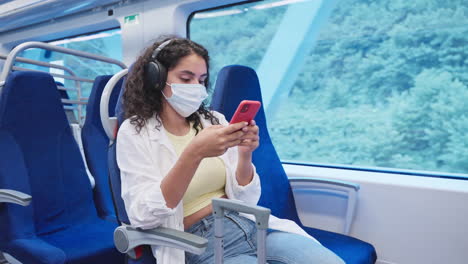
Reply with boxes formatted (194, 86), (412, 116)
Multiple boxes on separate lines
(0, 252), (7, 264)
(0, 189), (31, 206)
(114, 226), (208, 256)
(289, 177), (359, 235)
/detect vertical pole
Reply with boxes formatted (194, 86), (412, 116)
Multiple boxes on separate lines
(77, 81), (83, 126)
(256, 229), (267, 264)
(214, 209), (224, 264)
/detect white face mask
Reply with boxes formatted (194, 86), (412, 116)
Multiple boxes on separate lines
(163, 82), (208, 117)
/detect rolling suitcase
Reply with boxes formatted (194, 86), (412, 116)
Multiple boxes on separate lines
(212, 198), (271, 264)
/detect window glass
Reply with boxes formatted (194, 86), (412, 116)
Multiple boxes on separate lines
(190, 0), (468, 176)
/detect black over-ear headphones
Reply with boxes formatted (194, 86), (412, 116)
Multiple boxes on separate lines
(144, 39), (172, 91)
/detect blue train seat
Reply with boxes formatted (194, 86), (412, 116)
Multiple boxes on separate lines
(108, 138), (157, 264)
(105, 70), (207, 263)
(210, 65), (377, 264)
(82, 75), (123, 222)
(108, 70), (160, 263)
(0, 71), (123, 264)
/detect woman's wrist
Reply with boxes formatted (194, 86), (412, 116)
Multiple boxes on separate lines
(183, 142), (204, 163)
(236, 152), (253, 186)
(238, 150), (252, 162)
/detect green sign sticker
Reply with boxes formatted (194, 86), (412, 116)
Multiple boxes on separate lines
(124, 14), (140, 25)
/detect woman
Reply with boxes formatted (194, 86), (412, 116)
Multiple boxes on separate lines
(117, 36), (344, 264)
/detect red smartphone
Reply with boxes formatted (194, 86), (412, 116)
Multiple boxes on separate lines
(229, 100), (261, 124)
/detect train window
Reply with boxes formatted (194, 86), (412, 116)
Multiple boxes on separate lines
(190, 0), (468, 177)
(16, 28), (122, 99)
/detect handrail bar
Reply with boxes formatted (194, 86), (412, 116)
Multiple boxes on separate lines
(1, 54), (77, 79)
(64, 105), (77, 110)
(0, 41), (127, 126)
(0, 41), (126, 85)
(57, 87), (79, 92)
(12, 66), (94, 83)
(62, 99), (87, 105)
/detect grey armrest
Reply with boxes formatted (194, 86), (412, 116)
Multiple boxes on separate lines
(0, 189), (31, 206)
(114, 226), (208, 256)
(289, 177), (359, 235)
(0, 251), (8, 264)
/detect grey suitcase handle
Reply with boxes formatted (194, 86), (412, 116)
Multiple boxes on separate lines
(212, 198), (271, 264)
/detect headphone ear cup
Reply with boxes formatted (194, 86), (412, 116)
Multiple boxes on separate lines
(145, 61), (167, 91)
(156, 61), (167, 90)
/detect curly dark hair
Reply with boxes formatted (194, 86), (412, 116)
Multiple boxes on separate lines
(123, 36), (219, 133)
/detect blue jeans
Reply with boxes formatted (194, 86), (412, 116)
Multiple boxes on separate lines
(185, 211), (344, 264)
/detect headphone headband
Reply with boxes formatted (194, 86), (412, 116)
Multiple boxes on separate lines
(151, 39), (172, 60)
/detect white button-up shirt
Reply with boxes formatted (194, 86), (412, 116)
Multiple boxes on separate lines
(117, 111), (319, 264)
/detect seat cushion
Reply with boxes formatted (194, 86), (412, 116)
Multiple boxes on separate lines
(304, 226), (377, 264)
(40, 218), (123, 264)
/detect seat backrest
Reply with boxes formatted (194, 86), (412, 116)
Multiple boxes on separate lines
(0, 71), (98, 236)
(82, 75), (123, 221)
(108, 142), (129, 225)
(211, 65), (301, 223)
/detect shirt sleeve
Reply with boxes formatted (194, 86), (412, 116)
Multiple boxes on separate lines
(214, 111), (262, 206)
(116, 121), (176, 229)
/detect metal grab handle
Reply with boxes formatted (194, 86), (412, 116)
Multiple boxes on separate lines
(100, 68), (127, 142)
(0, 189), (32, 206)
(212, 198), (270, 264)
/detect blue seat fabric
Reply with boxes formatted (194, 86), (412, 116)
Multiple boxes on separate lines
(0, 71), (123, 264)
(108, 142), (129, 225)
(82, 75), (123, 222)
(210, 65), (377, 264)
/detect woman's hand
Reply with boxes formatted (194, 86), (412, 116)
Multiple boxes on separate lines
(163, 123), (246, 209)
(238, 120), (260, 155)
(187, 122), (248, 159)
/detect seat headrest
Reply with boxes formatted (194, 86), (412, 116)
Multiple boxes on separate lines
(85, 75), (123, 129)
(211, 65), (269, 139)
(0, 71), (68, 130)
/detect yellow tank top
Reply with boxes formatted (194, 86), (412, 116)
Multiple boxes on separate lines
(166, 124), (226, 217)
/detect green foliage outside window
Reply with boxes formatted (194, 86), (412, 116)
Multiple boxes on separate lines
(191, 0), (468, 175)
